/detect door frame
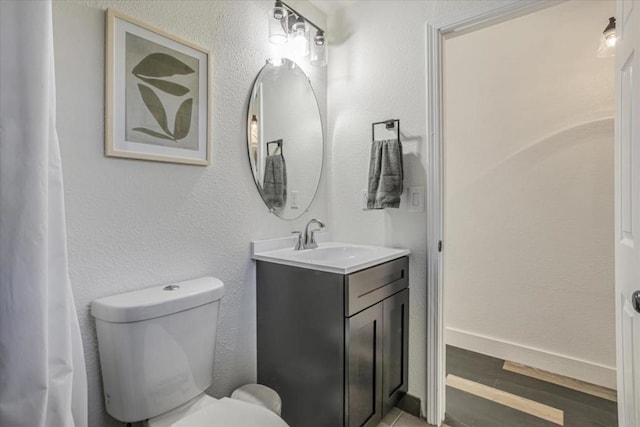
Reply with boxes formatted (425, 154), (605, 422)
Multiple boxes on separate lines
(424, 1), (567, 424)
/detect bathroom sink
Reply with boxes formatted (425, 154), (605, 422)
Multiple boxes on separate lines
(292, 245), (380, 262)
(251, 236), (410, 274)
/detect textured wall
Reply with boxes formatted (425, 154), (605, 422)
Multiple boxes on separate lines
(324, 0), (511, 415)
(444, 0), (615, 386)
(52, 1), (326, 425)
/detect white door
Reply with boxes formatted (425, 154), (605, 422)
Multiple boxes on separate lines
(616, 0), (640, 425)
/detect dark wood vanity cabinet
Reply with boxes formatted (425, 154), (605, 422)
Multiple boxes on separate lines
(382, 289), (410, 415)
(257, 256), (409, 427)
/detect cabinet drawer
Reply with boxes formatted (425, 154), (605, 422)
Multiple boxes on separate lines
(345, 257), (408, 317)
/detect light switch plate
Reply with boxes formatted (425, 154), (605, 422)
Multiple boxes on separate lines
(361, 189), (369, 210)
(291, 190), (299, 209)
(408, 186), (425, 212)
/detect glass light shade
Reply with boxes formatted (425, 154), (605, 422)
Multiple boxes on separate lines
(268, 5), (288, 45)
(605, 33), (617, 47)
(290, 19), (309, 57)
(597, 17), (616, 58)
(269, 56), (284, 67)
(269, 44), (285, 66)
(597, 32), (616, 57)
(310, 32), (327, 67)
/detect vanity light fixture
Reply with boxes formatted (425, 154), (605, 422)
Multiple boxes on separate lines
(603, 17), (617, 47)
(597, 17), (616, 58)
(267, 1), (327, 66)
(268, 1), (288, 45)
(250, 115), (259, 165)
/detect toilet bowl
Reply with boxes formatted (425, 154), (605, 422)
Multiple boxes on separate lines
(146, 394), (286, 427)
(91, 277), (288, 426)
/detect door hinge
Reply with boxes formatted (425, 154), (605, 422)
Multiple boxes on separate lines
(438, 241), (443, 252)
(633, 291), (640, 313)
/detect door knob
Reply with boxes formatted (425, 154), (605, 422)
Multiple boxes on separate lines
(633, 291), (640, 313)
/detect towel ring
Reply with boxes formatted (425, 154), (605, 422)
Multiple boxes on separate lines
(372, 119), (400, 142)
(266, 139), (283, 156)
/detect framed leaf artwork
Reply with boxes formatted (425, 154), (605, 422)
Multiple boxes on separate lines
(105, 9), (211, 165)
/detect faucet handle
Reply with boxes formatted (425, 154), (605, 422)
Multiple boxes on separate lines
(292, 231), (304, 250)
(308, 229), (322, 248)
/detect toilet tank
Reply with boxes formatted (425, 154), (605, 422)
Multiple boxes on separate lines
(91, 277), (224, 423)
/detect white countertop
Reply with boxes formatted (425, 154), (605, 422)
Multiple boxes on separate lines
(251, 234), (410, 274)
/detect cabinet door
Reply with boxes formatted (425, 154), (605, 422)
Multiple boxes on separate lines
(345, 303), (383, 427)
(382, 289), (409, 416)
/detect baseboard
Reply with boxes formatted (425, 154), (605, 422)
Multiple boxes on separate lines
(397, 393), (422, 418)
(445, 327), (616, 389)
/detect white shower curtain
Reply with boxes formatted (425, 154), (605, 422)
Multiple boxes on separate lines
(0, 1), (88, 426)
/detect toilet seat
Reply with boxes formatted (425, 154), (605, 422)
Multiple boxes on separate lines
(147, 395), (288, 427)
(173, 398), (288, 427)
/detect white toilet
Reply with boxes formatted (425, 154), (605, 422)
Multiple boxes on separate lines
(91, 277), (288, 426)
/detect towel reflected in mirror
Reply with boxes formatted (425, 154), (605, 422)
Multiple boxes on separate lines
(262, 154), (287, 212)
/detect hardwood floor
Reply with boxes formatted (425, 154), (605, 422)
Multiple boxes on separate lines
(445, 346), (618, 427)
(446, 374), (564, 425)
(502, 361), (617, 403)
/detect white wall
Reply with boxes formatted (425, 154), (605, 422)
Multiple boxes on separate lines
(324, 0), (513, 415)
(444, 0), (616, 387)
(52, 1), (326, 425)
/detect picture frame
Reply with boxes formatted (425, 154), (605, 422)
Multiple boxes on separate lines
(105, 9), (211, 166)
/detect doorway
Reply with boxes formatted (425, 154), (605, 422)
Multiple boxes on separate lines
(435, 1), (617, 425)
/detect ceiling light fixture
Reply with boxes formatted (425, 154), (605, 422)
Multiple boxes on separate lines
(267, 1), (327, 67)
(597, 17), (617, 58)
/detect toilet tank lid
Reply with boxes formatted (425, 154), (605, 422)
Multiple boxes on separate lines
(91, 277), (224, 323)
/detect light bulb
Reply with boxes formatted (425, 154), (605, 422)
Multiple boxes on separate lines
(606, 34), (617, 48)
(269, 43), (284, 66)
(290, 17), (309, 57)
(269, 56), (283, 67)
(250, 115), (258, 145)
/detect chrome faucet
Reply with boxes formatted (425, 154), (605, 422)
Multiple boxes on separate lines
(294, 218), (325, 250)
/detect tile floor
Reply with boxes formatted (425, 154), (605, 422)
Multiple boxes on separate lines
(378, 407), (431, 427)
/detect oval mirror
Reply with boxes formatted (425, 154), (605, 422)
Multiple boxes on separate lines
(247, 59), (323, 220)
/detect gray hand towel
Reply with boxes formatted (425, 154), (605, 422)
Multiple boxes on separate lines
(367, 138), (403, 209)
(262, 154), (287, 211)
